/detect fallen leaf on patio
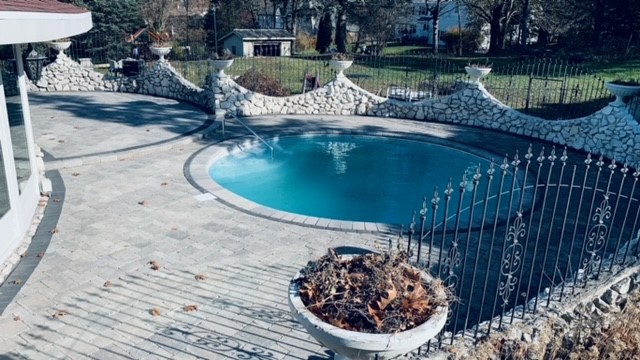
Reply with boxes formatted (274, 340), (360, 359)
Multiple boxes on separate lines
(183, 305), (198, 312)
(103, 281), (112, 288)
(72, 172), (80, 176)
(10, 279), (23, 285)
(53, 198), (61, 203)
(13, 315), (21, 321)
(150, 307), (161, 316)
(73, 126), (80, 129)
(58, 140), (65, 143)
(52, 310), (68, 319)
(195, 274), (206, 281)
(149, 260), (160, 271)
(146, 129), (150, 132)
(161, 182), (168, 186)
(138, 200), (149, 206)
(20, 251), (28, 258)
(49, 228), (59, 234)
(37, 252), (44, 258)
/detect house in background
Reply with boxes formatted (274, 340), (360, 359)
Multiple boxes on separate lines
(0, 1), (92, 268)
(220, 29), (296, 57)
(395, 0), (469, 46)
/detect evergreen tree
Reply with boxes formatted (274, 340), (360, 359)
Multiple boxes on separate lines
(316, 11), (333, 53)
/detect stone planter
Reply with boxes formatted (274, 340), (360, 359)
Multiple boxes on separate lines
(329, 60), (353, 78)
(209, 59), (234, 78)
(464, 66), (492, 84)
(605, 81), (640, 106)
(48, 41), (71, 58)
(149, 45), (172, 62)
(288, 250), (448, 360)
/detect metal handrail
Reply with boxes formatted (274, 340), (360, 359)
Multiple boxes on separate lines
(222, 114), (274, 159)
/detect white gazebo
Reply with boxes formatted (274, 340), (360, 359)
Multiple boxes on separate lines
(0, 1), (92, 267)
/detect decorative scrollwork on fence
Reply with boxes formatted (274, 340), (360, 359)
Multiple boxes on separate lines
(581, 192), (612, 282)
(441, 237), (461, 326)
(498, 212), (526, 308)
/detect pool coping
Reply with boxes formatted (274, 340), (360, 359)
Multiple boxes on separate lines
(187, 125), (507, 234)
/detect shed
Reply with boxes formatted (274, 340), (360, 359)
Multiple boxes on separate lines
(220, 29), (296, 57)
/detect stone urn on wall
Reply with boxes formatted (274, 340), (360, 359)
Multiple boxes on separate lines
(210, 49), (235, 78)
(464, 65), (492, 85)
(605, 80), (640, 106)
(48, 39), (72, 58)
(288, 247), (449, 360)
(329, 53), (354, 78)
(149, 44), (172, 63)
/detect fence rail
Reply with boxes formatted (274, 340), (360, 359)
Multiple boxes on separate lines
(399, 146), (639, 349)
(3, 38), (639, 122)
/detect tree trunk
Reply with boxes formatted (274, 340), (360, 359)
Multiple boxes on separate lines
(591, 0), (605, 46)
(432, 0), (441, 54)
(520, 0), (530, 48)
(488, 5), (504, 54)
(336, 7), (347, 53)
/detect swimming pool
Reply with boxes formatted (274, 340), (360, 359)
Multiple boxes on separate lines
(209, 135), (520, 227)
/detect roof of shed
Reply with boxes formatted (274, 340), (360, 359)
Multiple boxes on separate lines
(220, 29), (296, 41)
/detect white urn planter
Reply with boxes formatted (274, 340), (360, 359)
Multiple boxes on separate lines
(288, 250), (448, 360)
(329, 60), (353, 78)
(464, 66), (492, 85)
(605, 81), (640, 106)
(209, 59), (234, 77)
(149, 45), (172, 62)
(48, 41), (71, 58)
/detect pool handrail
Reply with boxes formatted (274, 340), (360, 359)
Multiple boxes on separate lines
(222, 113), (274, 159)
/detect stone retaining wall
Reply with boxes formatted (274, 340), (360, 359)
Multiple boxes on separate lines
(28, 56), (640, 166)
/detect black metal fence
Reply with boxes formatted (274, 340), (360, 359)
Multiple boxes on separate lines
(400, 146), (639, 348)
(5, 34), (640, 122)
(485, 58), (611, 120)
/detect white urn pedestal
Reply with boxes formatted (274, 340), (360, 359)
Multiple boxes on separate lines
(209, 59), (234, 78)
(464, 66), (492, 85)
(605, 82), (640, 106)
(149, 45), (172, 62)
(329, 60), (353, 78)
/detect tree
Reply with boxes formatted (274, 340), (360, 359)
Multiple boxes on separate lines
(461, 0), (519, 54)
(316, 11), (333, 53)
(203, 0), (259, 50)
(349, 0), (412, 52)
(69, 0), (146, 61)
(140, 0), (175, 35)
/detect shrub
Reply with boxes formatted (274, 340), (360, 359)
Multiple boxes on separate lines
(442, 27), (483, 55)
(235, 68), (291, 97)
(296, 33), (317, 52)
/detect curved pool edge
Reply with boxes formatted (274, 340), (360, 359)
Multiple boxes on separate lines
(187, 139), (402, 234)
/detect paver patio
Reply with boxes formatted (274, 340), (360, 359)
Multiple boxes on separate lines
(0, 92), (571, 359)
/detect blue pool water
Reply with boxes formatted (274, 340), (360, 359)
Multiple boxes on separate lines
(210, 135), (513, 226)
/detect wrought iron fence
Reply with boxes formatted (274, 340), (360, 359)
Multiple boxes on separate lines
(484, 58), (611, 120)
(399, 145), (639, 349)
(8, 32), (632, 121)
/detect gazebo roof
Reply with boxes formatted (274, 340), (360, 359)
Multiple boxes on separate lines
(0, 0), (92, 45)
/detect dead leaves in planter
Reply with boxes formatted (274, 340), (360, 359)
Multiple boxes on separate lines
(295, 249), (448, 334)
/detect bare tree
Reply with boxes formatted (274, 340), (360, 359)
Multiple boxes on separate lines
(141, 0), (176, 35)
(461, 0), (519, 54)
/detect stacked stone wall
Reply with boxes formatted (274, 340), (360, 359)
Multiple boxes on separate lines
(28, 57), (640, 166)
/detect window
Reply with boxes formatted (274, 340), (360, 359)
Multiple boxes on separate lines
(6, 86), (31, 193)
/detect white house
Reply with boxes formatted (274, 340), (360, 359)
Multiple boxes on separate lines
(0, 1), (92, 268)
(396, 0), (470, 46)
